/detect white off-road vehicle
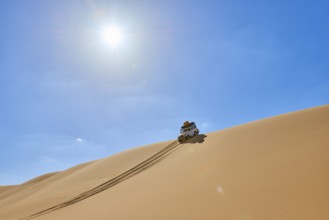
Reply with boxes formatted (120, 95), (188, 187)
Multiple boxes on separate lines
(178, 121), (199, 143)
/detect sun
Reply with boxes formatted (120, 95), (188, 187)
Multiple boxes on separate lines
(100, 26), (124, 48)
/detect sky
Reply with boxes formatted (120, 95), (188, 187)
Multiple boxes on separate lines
(1, 0), (328, 185)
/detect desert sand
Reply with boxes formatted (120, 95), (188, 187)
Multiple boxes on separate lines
(1, 105), (329, 220)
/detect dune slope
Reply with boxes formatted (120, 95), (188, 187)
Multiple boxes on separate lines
(1, 105), (329, 220)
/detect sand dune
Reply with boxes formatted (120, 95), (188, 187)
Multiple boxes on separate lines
(1, 105), (329, 220)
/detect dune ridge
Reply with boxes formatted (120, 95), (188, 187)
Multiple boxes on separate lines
(21, 140), (181, 220)
(1, 104), (328, 220)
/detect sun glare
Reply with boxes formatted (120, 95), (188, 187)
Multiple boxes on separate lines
(101, 26), (124, 48)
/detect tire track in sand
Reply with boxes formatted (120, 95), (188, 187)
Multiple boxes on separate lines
(21, 141), (180, 220)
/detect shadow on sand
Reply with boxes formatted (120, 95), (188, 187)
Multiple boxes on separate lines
(186, 134), (207, 144)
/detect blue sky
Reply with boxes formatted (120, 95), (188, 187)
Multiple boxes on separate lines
(1, 0), (328, 185)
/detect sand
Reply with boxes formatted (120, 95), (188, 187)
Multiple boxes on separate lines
(1, 105), (328, 220)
